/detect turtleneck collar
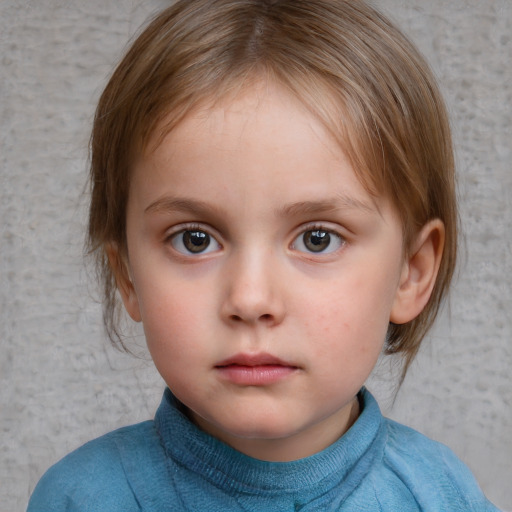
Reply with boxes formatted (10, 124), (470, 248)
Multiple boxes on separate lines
(154, 387), (386, 504)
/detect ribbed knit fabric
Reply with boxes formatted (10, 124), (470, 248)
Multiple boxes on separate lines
(28, 388), (500, 511)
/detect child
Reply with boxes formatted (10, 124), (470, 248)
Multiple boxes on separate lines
(28, 0), (500, 510)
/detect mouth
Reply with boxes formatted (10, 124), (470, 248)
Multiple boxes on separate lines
(215, 353), (299, 386)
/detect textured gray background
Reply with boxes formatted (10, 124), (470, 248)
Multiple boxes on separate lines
(1, 1), (511, 510)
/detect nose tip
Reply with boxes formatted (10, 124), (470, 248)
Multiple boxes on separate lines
(221, 260), (285, 327)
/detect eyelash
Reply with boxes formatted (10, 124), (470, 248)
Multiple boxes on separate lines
(165, 224), (222, 256)
(164, 223), (346, 257)
(290, 224), (346, 255)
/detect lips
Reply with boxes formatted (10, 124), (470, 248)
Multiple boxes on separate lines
(215, 353), (298, 386)
(216, 352), (294, 368)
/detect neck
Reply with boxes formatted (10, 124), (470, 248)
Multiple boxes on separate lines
(191, 395), (360, 462)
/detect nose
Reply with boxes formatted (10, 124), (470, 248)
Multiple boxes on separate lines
(220, 249), (286, 327)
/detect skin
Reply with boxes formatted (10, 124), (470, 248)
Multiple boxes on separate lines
(112, 81), (443, 462)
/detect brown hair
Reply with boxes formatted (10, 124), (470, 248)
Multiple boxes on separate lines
(88, 0), (457, 378)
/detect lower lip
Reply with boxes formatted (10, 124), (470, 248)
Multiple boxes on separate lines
(216, 365), (297, 386)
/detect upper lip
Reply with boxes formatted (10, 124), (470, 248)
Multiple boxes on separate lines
(215, 352), (297, 368)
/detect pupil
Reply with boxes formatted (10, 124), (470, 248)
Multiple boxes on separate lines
(304, 230), (330, 252)
(184, 231), (210, 253)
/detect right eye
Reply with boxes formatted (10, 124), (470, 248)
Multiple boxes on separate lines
(169, 229), (221, 255)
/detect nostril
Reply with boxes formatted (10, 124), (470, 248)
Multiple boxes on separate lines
(229, 313), (273, 323)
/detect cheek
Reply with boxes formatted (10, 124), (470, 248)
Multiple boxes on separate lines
(135, 279), (207, 354)
(297, 278), (390, 360)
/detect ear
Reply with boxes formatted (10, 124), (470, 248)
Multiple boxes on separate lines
(390, 219), (445, 324)
(106, 242), (142, 322)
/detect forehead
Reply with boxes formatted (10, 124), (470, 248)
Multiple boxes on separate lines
(156, 82), (338, 161)
(131, 80), (391, 220)
(142, 76), (382, 194)
(143, 82), (335, 174)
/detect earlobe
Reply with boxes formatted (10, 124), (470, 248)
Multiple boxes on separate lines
(390, 219), (445, 324)
(105, 243), (142, 323)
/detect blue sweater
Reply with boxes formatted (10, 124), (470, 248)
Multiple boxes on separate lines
(28, 388), (499, 511)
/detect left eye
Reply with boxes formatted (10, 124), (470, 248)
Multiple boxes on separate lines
(170, 229), (221, 255)
(292, 228), (344, 254)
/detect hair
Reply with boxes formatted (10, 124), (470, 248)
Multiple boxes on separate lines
(87, 0), (457, 380)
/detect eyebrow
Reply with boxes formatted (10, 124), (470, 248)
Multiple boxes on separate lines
(144, 197), (224, 217)
(277, 195), (377, 217)
(144, 194), (377, 218)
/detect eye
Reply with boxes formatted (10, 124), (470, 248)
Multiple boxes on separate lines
(292, 228), (344, 254)
(170, 229), (221, 255)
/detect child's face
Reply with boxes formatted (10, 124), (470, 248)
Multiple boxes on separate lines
(120, 82), (408, 461)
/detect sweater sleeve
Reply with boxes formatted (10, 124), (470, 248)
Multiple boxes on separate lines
(27, 432), (141, 512)
(383, 420), (501, 511)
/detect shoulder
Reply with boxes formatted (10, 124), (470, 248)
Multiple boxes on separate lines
(27, 421), (156, 512)
(380, 418), (500, 511)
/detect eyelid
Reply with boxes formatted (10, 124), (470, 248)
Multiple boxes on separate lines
(292, 222), (347, 240)
(164, 222), (219, 239)
(290, 222), (347, 255)
(165, 223), (223, 256)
